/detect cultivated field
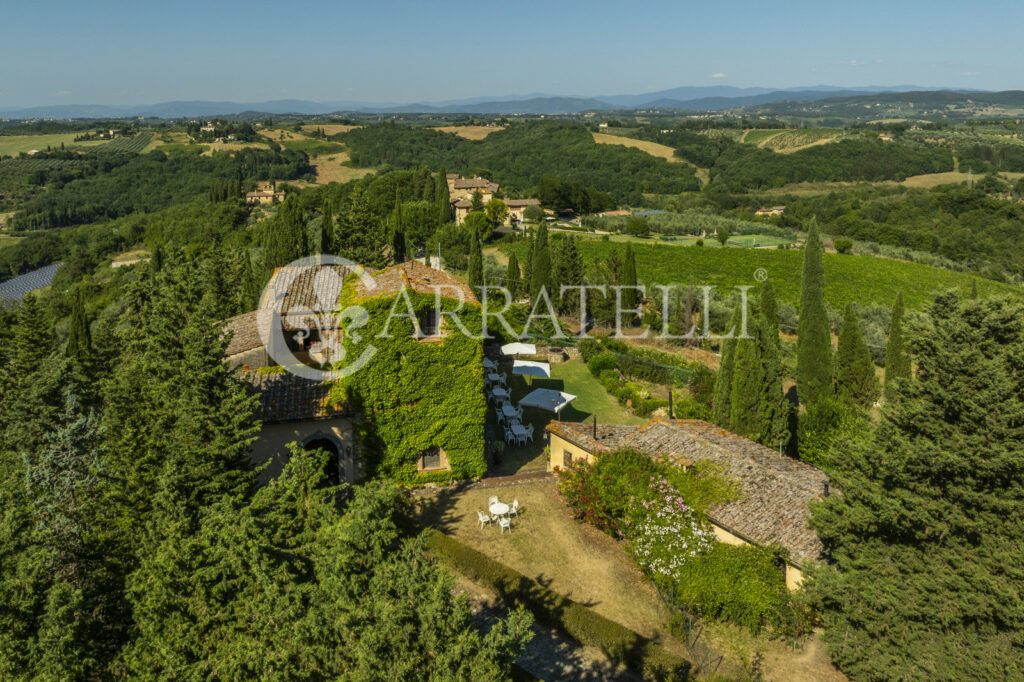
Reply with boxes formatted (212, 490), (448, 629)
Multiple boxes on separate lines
(301, 124), (360, 136)
(592, 132), (680, 161)
(902, 170), (1024, 188)
(433, 125), (505, 140)
(0, 133), (106, 155)
(742, 128), (841, 153)
(311, 152), (374, 184)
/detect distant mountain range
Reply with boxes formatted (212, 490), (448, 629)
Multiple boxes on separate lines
(0, 85), (990, 119)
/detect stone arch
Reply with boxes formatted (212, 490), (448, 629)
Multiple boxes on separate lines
(301, 431), (349, 485)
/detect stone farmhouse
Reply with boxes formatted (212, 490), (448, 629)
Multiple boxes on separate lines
(446, 174), (541, 226)
(246, 182), (286, 205)
(546, 417), (830, 589)
(222, 262), (483, 487)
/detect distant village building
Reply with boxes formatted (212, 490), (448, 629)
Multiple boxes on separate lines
(547, 418), (830, 590)
(754, 205), (786, 217)
(447, 174), (540, 226)
(246, 182), (286, 205)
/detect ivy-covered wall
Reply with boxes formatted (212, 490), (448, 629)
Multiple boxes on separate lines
(332, 284), (487, 483)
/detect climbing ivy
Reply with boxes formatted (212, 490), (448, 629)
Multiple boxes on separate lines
(332, 284), (487, 483)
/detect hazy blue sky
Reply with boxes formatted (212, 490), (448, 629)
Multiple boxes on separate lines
(2, 0), (1020, 106)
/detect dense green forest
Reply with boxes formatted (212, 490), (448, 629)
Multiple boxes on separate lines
(343, 121), (700, 204)
(10, 147), (313, 230)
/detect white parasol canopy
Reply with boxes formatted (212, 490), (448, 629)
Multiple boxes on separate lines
(519, 388), (576, 414)
(512, 360), (551, 378)
(500, 342), (537, 356)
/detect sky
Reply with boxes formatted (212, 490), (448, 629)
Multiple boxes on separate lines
(1, 0), (1021, 107)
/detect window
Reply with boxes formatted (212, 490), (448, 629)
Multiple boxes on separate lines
(564, 450), (573, 466)
(419, 446), (446, 471)
(417, 309), (439, 337)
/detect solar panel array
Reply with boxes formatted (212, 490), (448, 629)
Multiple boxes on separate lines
(0, 264), (62, 304)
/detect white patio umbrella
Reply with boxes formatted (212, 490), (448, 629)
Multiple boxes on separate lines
(512, 360), (551, 378)
(500, 342), (536, 357)
(519, 388), (577, 420)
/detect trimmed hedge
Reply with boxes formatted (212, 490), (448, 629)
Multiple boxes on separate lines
(424, 529), (693, 681)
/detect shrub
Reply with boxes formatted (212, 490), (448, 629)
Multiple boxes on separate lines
(834, 237), (854, 254)
(626, 475), (716, 579)
(686, 365), (715, 406)
(556, 449), (658, 537)
(664, 543), (792, 634)
(587, 351), (618, 376)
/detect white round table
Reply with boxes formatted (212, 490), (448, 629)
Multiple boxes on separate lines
(489, 502), (509, 517)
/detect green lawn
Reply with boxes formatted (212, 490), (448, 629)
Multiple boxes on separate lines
(0, 133), (106, 155)
(489, 358), (646, 476)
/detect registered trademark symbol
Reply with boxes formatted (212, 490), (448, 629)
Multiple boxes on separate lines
(754, 268), (768, 282)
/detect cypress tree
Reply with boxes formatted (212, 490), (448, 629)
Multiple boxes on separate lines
(467, 228), (483, 291)
(712, 304), (742, 427)
(471, 189), (484, 212)
(66, 290), (91, 365)
(551, 236), (583, 314)
(521, 230), (534, 296)
(505, 251), (521, 300)
(883, 291), (911, 399)
(529, 224), (550, 301)
(836, 304), (880, 407)
(808, 292), (1024, 680)
(757, 280), (790, 448)
(796, 220), (833, 405)
(436, 169), (451, 225)
(729, 315), (765, 440)
(621, 243), (638, 311)
(321, 199), (334, 255)
(392, 229), (406, 264)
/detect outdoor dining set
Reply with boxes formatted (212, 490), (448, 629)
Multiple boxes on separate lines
(477, 495), (520, 534)
(484, 357), (536, 446)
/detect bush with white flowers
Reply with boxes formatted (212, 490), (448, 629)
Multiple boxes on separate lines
(626, 475), (716, 580)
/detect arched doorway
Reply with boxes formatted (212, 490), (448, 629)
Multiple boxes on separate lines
(303, 437), (342, 486)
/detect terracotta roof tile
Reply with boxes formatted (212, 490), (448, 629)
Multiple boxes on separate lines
(355, 261), (478, 305)
(546, 417), (829, 565)
(241, 370), (349, 423)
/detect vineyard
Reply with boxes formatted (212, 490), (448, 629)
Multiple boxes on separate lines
(0, 157), (84, 171)
(92, 131), (155, 153)
(550, 240), (1019, 310)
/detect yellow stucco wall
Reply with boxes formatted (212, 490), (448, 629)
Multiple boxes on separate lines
(548, 433), (596, 470)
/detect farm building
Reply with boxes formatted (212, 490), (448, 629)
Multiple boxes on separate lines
(546, 417), (830, 590)
(246, 181), (286, 205)
(223, 261), (486, 486)
(754, 205), (786, 217)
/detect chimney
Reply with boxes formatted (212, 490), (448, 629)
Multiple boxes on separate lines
(593, 415), (598, 440)
(668, 387), (674, 419)
(823, 480), (830, 497)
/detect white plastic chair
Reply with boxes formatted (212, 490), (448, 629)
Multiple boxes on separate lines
(515, 430), (527, 447)
(499, 517), (512, 534)
(510, 499), (519, 517)
(478, 511), (493, 529)
(488, 496), (498, 507)
(524, 424), (534, 442)
(505, 428), (514, 444)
